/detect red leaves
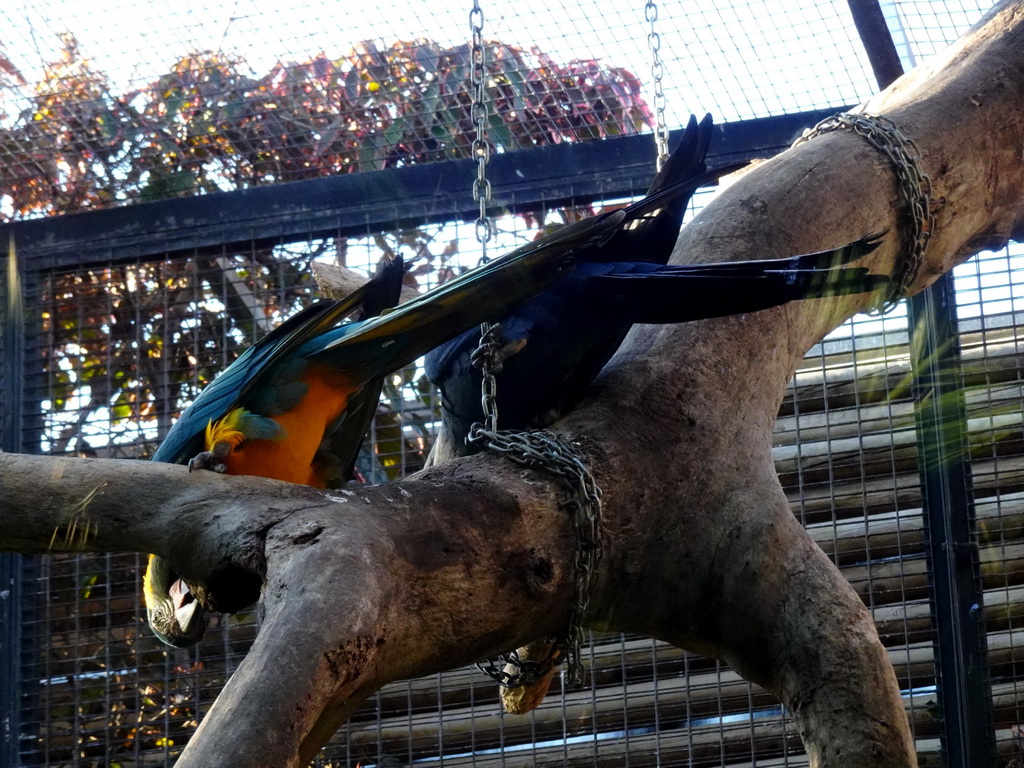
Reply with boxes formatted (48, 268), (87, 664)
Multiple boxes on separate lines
(0, 35), (653, 219)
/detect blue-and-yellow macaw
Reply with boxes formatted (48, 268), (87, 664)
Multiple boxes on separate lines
(424, 114), (888, 461)
(143, 222), (592, 645)
(145, 255), (405, 646)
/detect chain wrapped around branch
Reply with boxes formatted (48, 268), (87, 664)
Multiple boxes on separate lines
(793, 112), (935, 312)
(467, 324), (604, 688)
(467, 423), (603, 687)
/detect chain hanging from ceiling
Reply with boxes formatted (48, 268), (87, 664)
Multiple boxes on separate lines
(464, 0), (603, 690)
(645, 0), (670, 171)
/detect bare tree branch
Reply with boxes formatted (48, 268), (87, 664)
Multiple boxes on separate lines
(313, 260), (420, 303)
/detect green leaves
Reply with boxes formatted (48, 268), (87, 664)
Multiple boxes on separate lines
(138, 168), (198, 202)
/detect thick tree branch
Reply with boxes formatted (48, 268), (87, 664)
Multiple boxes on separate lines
(312, 260), (421, 303)
(2, 3), (1024, 766)
(0, 451), (576, 766)
(564, 2), (1024, 764)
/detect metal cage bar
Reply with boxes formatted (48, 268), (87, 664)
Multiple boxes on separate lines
(845, 0), (995, 761)
(909, 278), (994, 766)
(1, 233), (25, 768)
(0, 108), (844, 270)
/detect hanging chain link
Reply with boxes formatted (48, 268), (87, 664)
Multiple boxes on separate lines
(792, 112), (935, 313)
(476, 643), (562, 688)
(645, 0), (669, 171)
(469, 0), (493, 260)
(469, 0), (501, 437)
(468, 320), (502, 433)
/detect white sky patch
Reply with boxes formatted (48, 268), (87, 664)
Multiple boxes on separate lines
(3, 0), (988, 129)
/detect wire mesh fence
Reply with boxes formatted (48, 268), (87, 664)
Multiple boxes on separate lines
(0, 11), (656, 218)
(2, 0), (1020, 766)
(10, 193), (1024, 768)
(1, 0), (955, 221)
(952, 245), (1024, 763)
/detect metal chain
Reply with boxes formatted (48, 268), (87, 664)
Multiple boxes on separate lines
(468, 425), (603, 687)
(468, 321), (502, 433)
(465, 0), (602, 690)
(792, 112), (935, 313)
(476, 643), (561, 688)
(469, 0), (493, 260)
(469, 1), (503, 446)
(645, 0), (669, 171)
(467, 309), (603, 687)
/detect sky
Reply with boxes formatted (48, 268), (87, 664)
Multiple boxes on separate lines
(1, 0), (996, 133)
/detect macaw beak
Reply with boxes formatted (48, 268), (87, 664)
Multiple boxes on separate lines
(168, 577), (201, 634)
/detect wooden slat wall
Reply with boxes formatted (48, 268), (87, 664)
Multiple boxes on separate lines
(320, 311), (1024, 768)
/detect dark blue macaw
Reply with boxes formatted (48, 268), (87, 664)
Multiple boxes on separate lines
(425, 114), (888, 462)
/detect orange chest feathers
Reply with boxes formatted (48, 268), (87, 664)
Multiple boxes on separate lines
(218, 365), (355, 488)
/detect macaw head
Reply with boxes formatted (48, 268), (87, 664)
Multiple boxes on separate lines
(143, 554), (207, 648)
(187, 408), (285, 475)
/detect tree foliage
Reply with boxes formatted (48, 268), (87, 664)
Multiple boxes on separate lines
(1, 34), (651, 216)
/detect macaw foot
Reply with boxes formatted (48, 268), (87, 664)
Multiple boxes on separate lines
(188, 452), (226, 473)
(187, 441), (232, 474)
(495, 337), (528, 367)
(499, 640), (561, 715)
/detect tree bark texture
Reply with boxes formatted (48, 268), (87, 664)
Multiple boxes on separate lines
(2, 3), (1024, 766)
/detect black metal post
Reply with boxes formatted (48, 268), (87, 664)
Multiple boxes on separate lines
(0, 108), (845, 270)
(845, 1), (994, 760)
(908, 275), (992, 766)
(0, 554), (22, 768)
(846, 0), (906, 87)
(1, 232), (24, 768)
(2, 232), (23, 450)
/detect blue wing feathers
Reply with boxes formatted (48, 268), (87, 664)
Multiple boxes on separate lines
(152, 272), (386, 464)
(425, 115), (887, 459)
